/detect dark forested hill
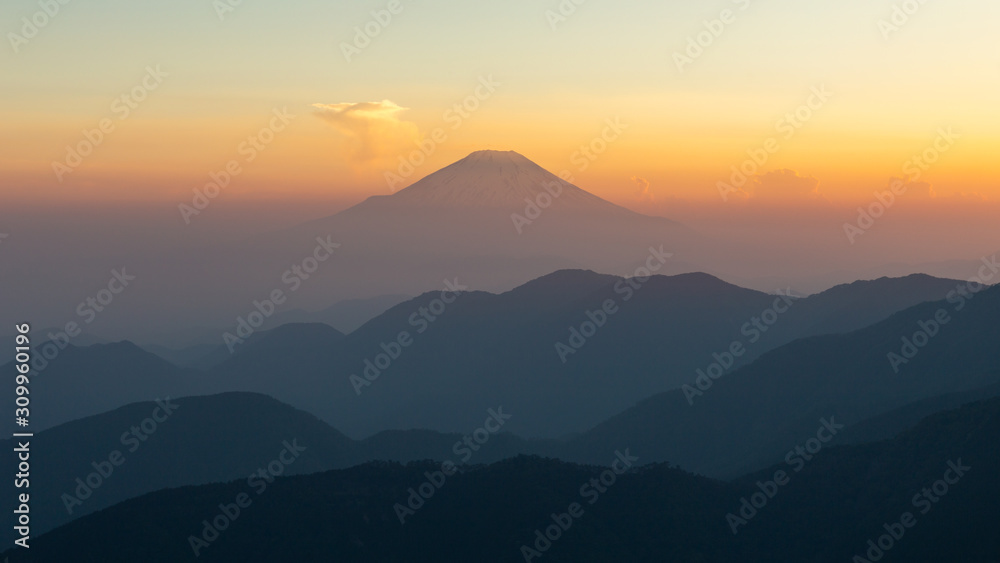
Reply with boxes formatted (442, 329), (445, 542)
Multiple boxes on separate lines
(8, 397), (999, 562)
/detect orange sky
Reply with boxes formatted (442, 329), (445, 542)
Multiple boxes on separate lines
(2, 0), (999, 214)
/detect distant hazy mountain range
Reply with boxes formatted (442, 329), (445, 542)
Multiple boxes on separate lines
(13, 149), (991, 342)
(6, 283), (999, 545)
(11, 270), (976, 436)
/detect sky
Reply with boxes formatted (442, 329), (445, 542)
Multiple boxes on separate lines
(2, 0), (999, 213)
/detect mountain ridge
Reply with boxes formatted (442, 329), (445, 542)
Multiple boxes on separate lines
(348, 150), (665, 219)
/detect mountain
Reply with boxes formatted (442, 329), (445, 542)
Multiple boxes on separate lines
(730, 396), (1000, 562)
(371, 150), (638, 212)
(355, 428), (552, 465)
(12, 397), (1000, 562)
(141, 295), (404, 367)
(276, 150), (703, 301)
(265, 294), (413, 334)
(0, 328), (108, 365)
(3, 151), (708, 342)
(203, 270), (783, 438)
(202, 270), (965, 439)
(184, 322), (345, 372)
(8, 459), (739, 563)
(13, 268), (966, 439)
(561, 283), (1000, 477)
(783, 273), (966, 335)
(0, 391), (547, 543)
(0, 393), (354, 543)
(9, 151), (996, 345)
(7, 341), (201, 430)
(831, 378), (1000, 445)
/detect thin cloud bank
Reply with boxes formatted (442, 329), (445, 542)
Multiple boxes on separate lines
(719, 169), (826, 204)
(631, 175), (654, 203)
(312, 100), (420, 164)
(749, 169), (824, 203)
(889, 177), (935, 198)
(889, 179), (988, 202)
(893, 179), (989, 202)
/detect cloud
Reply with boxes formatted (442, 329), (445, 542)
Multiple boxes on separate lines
(901, 179), (989, 202)
(312, 100), (420, 164)
(748, 169), (824, 203)
(907, 182), (935, 198)
(879, 178), (993, 204)
(887, 177), (935, 198)
(946, 191), (988, 202)
(631, 176), (654, 203)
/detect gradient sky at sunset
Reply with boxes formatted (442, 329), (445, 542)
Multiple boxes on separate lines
(3, 0), (999, 211)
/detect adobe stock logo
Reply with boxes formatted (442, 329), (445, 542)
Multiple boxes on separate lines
(7, 0), (73, 54)
(851, 459), (970, 562)
(554, 246), (672, 363)
(725, 417), (843, 534)
(179, 107), (296, 224)
(887, 255), (997, 373)
(61, 398), (179, 515)
(383, 76), (500, 192)
(187, 440), (307, 557)
(519, 449), (638, 562)
(340, 0), (405, 63)
(718, 86), (833, 202)
(843, 127), (959, 244)
(682, 289), (796, 405)
(212, 0), (245, 21)
(878, 0), (932, 40)
(545, 0), (587, 30)
(672, 0), (752, 73)
(350, 278), (468, 395)
(222, 236), (340, 353)
(393, 407), (511, 524)
(52, 66), (168, 183)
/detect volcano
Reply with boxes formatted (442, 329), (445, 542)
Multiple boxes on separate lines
(272, 150), (702, 297)
(101, 151), (708, 331)
(374, 150), (647, 215)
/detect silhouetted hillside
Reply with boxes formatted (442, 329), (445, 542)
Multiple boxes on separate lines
(10, 397), (999, 562)
(0, 393), (353, 542)
(203, 270), (965, 438)
(563, 284), (1000, 477)
(6, 341), (200, 429)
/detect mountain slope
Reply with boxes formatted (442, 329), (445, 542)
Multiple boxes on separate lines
(563, 284), (1000, 477)
(368, 150), (645, 215)
(192, 322), (345, 375)
(17, 269), (972, 440)
(788, 273), (965, 336)
(203, 270), (969, 439)
(7, 341), (200, 430)
(208, 270), (784, 437)
(0, 393), (354, 542)
(12, 397), (1000, 562)
(193, 150), (703, 328)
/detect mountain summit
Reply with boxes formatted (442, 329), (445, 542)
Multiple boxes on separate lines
(376, 150), (638, 214)
(227, 149), (699, 312)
